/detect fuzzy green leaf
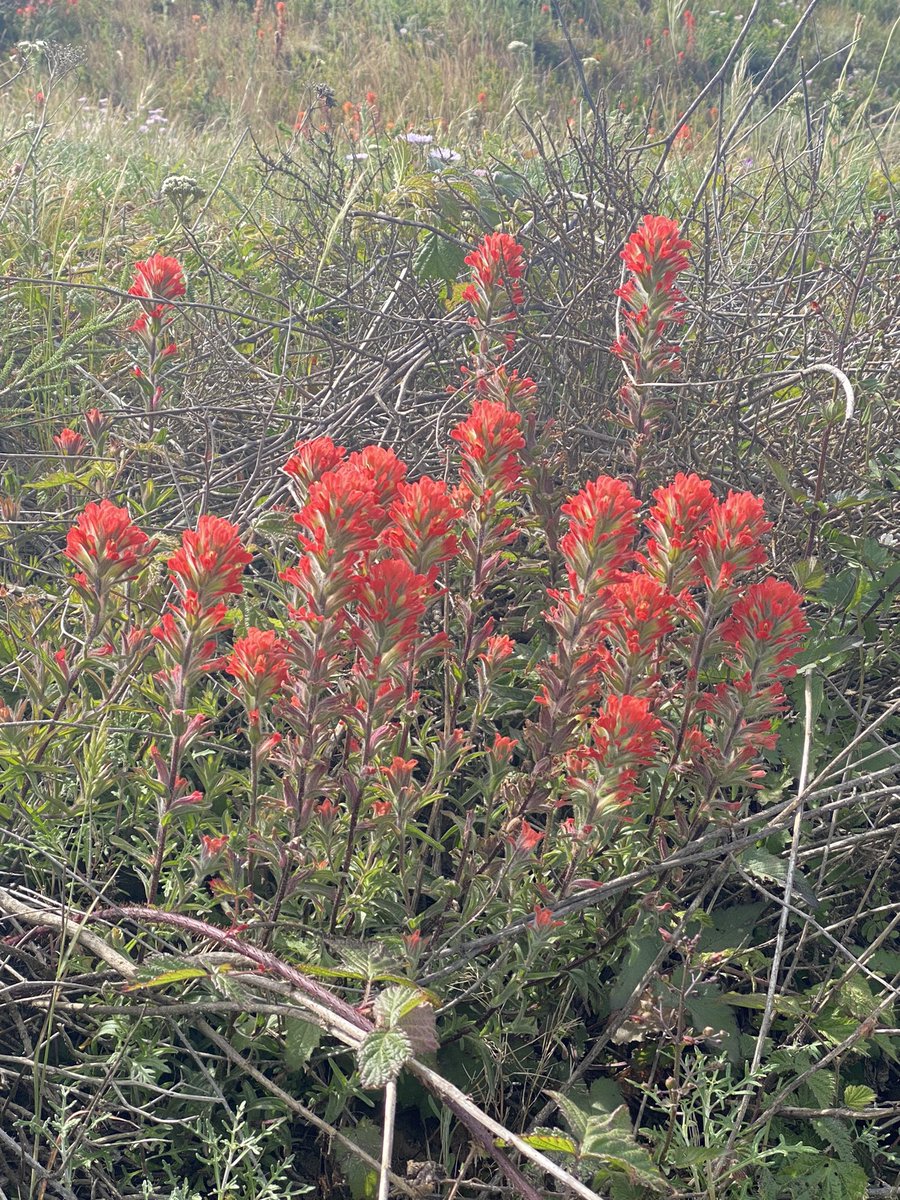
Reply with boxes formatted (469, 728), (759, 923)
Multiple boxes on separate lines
(284, 1017), (321, 1073)
(357, 1027), (412, 1089)
(842, 1084), (876, 1111)
(413, 231), (467, 283)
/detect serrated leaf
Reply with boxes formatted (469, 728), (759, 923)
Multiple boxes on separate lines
(125, 955), (216, 992)
(357, 1027), (412, 1089)
(413, 231), (467, 283)
(373, 984), (429, 1027)
(842, 1084), (876, 1111)
(547, 1090), (590, 1142)
(813, 1117), (856, 1163)
(520, 1131), (578, 1154)
(738, 846), (819, 909)
(547, 1094), (667, 1192)
(804, 1068), (836, 1108)
(333, 1116), (381, 1200)
(284, 1017), (321, 1073)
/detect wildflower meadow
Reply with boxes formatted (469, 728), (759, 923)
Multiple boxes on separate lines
(0, 1), (897, 1198)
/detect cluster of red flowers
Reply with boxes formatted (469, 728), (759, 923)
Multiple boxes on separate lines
(127, 255), (185, 400)
(462, 231), (526, 355)
(612, 215), (691, 452)
(65, 499), (155, 614)
(52, 408), (112, 462)
(539, 466), (806, 813)
(49, 216), (810, 916)
(153, 515), (252, 700)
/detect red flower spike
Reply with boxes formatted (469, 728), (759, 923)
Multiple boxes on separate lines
(83, 408), (111, 442)
(450, 399), (525, 496)
(532, 905), (563, 930)
(128, 255), (186, 308)
(226, 627), (290, 709)
(294, 462), (385, 561)
(722, 579), (808, 681)
(168, 515), (252, 608)
(508, 820), (543, 854)
(643, 472), (716, 587)
(53, 428), (88, 458)
(559, 475), (640, 587)
(480, 634), (516, 669)
(608, 574), (675, 658)
(383, 476), (462, 577)
(282, 436), (347, 492)
(490, 732), (517, 764)
(353, 558), (431, 661)
(379, 757), (418, 788)
(696, 490), (771, 592)
(464, 231), (525, 307)
(65, 500), (155, 599)
(346, 445), (408, 507)
(620, 215), (691, 285)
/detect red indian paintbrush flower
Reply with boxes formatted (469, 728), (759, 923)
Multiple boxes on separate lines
(612, 215), (691, 468)
(353, 557), (431, 659)
(464, 231), (525, 307)
(559, 475), (640, 589)
(722, 579), (808, 682)
(65, 499), (155, 599)
(620, 215), (691, 287)
(168, 515), (252, 608)
(642, 472), (715, 589)
(383, 476), (462, 578)
(450, 399), (525, 497)
(295, 462), (384, 560)
(695, 490), (771, 592)
(567, 693), (663, 806)
(128, 254), (186, 309)
(607, 574), (675, 658)
(282, 436), (347, 492)
(53, 428), (88, 458)
(226, 627), (290, 709)
(345, 445), (407, 508)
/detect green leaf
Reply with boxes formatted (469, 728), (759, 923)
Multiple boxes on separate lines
(333, 1117), (381, 1200)
(547, 1094), (667, 1192)
(684, 986), (742, 1063)
(520, 1131), (578, 1154)
(357, 1027), (412, 1089)
(813, 1117), (855, 1163)
(842, 1084), (876, 1111)
(373, 984), (429, 1027)
(804, 1068), (836, 1108)
(738, 846), (819, 909)
(413, 232), (467, 283)
(124, 955), (214, 992)
(284, 1017), (321, 1073)
(610, 928), (658, 1010)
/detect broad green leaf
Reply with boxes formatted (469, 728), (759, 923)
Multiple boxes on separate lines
(804, 1068), (836, 1108)
(519, 1131), (578, 1154)
(373, 984), (431, 1027)
(547, 1094), (667, 1192)
(738, 846), (819, 909)
(413, 231), (467, 283)
(357, 1027), (412, 1089)
(284, 1017), (321, 1073)
(333, 1117), (381, 1200)
(125, 955), (216, 992)
(842, 1084), (876, 1110)
(610, 929), (658, 1010)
